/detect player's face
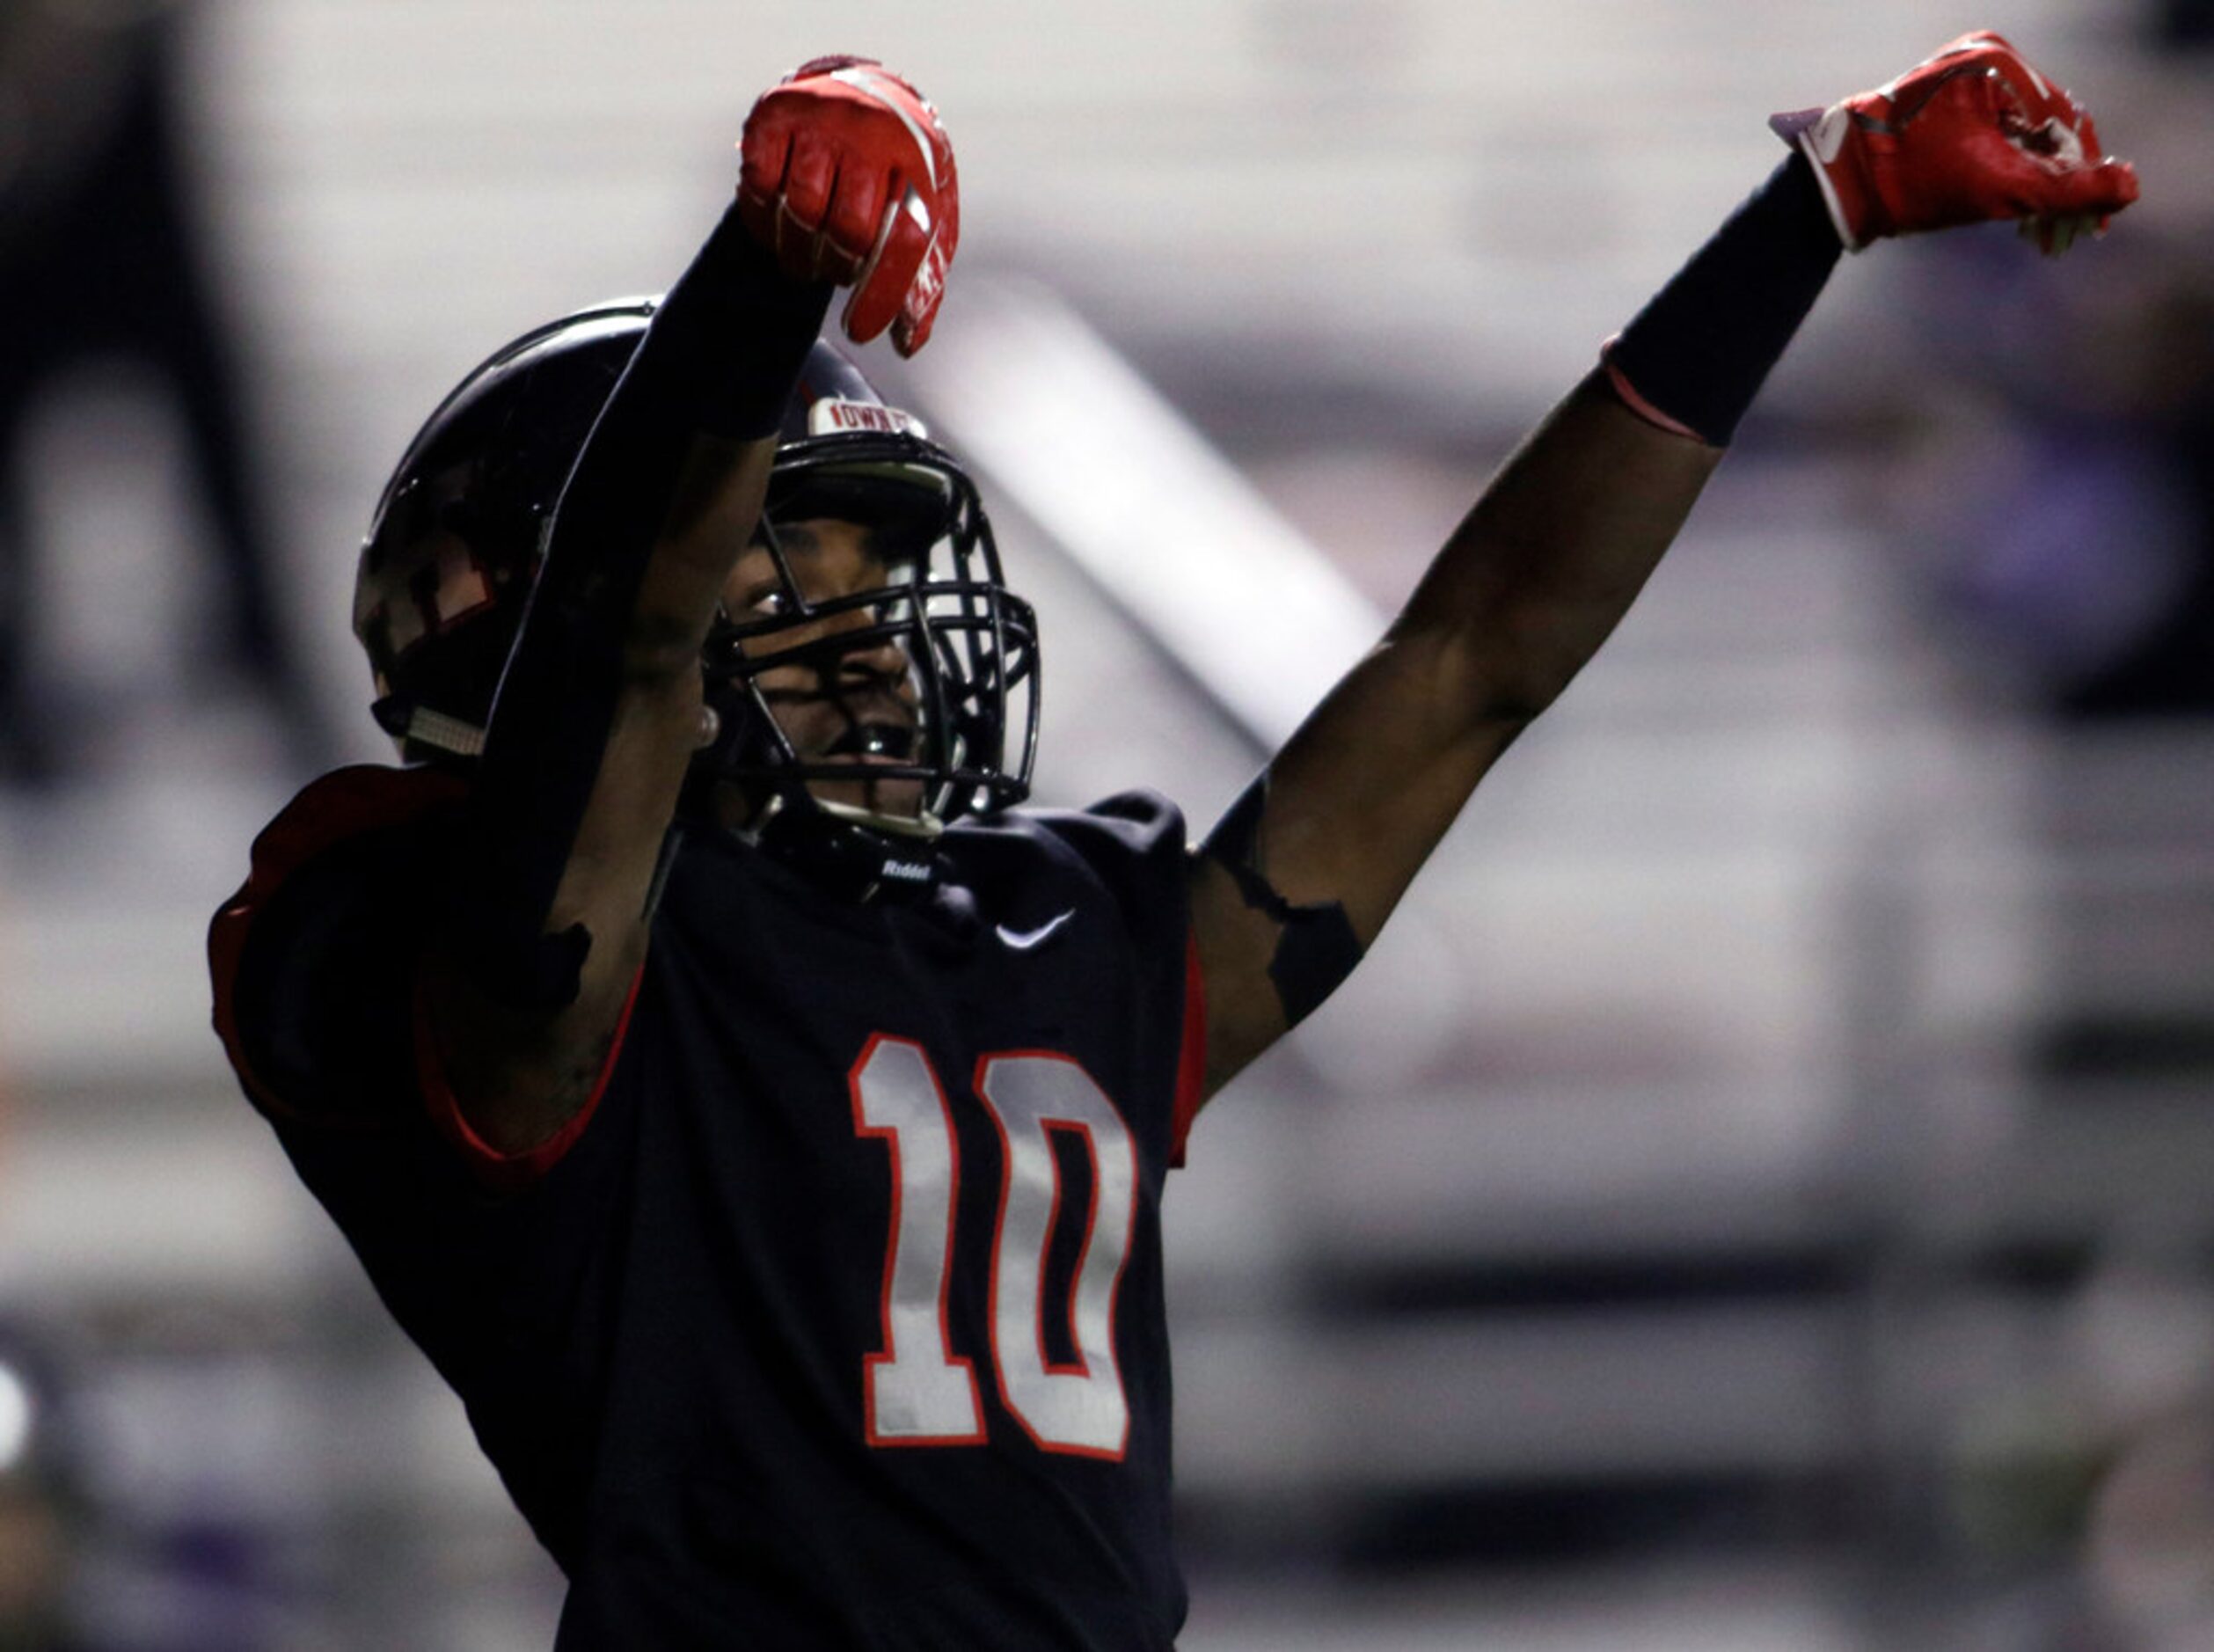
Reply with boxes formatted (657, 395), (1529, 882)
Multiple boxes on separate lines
(722, 517), (925, 820)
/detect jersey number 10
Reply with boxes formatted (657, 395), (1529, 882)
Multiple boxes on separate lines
(851, 1034), (1137, 1460)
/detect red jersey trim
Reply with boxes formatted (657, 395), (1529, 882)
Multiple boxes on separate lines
(208, 764), (466, 1127)
(1168, 928), (1207, 1168)
(412, 961), (647, 1194)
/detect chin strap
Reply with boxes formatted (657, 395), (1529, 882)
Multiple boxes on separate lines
(690, 670), (949, 905)
(747, 793), (945, 904)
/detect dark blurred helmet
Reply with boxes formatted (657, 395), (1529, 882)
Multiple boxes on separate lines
(353, 300), (1037, 830)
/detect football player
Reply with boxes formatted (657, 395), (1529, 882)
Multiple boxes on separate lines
(210, 38), (2137, 1648)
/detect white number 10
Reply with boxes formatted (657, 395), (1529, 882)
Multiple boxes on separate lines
(849, 1036), (1138, 1459)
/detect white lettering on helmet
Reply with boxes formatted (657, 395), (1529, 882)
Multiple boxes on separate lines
(807, 398), (929, 440)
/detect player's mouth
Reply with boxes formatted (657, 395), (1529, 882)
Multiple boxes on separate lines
(824, 720), (918, 764)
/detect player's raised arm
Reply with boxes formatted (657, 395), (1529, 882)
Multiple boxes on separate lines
(417, 57), (959, 1153)
(1187, 32), (2138, 1100)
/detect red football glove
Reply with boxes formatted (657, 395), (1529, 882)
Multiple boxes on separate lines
(739, 55), (959, 355)
(1770, 32), (2139, 255)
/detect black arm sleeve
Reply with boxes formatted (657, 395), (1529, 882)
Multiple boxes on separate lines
(446, 211), (834, 1011)
(1604, 154), (1841, 447)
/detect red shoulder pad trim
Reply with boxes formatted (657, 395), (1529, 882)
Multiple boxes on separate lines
(1168, 928), (1208, 1169)
(208, 764), (467, 1126)
(413, 963), (646, 1194)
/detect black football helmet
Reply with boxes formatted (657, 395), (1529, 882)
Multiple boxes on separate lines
(354, 299), (1038, 835)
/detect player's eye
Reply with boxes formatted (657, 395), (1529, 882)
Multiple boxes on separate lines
(744, 587), (793, 619)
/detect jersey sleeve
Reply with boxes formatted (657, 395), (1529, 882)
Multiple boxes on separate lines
(1024, 790), (1208, 1168)
(209, 763), (639, 1188)
(210, 764), (466, 1131)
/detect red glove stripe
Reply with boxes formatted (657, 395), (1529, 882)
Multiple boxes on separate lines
(844, 188), (932, 345)
(828, 65), (942, 188)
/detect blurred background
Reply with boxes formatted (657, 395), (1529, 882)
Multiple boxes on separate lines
(0, 0), (2210, 1645)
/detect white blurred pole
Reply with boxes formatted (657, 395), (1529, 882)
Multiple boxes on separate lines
(902, 278), (1383, 753)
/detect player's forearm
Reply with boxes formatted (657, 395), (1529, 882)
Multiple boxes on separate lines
(449, 211), (829, 1016)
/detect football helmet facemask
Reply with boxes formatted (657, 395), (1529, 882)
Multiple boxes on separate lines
(354, 300), (1038, 841)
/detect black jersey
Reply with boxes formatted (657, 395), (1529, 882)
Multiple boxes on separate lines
(210, 766), (1206, 1649)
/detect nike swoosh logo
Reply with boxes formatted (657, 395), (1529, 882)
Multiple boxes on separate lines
(996, 910), (1074, 951)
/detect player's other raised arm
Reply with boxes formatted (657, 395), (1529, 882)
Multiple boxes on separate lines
(1187, 32), (2138, 1102)
(420, 57), (959, 1155)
